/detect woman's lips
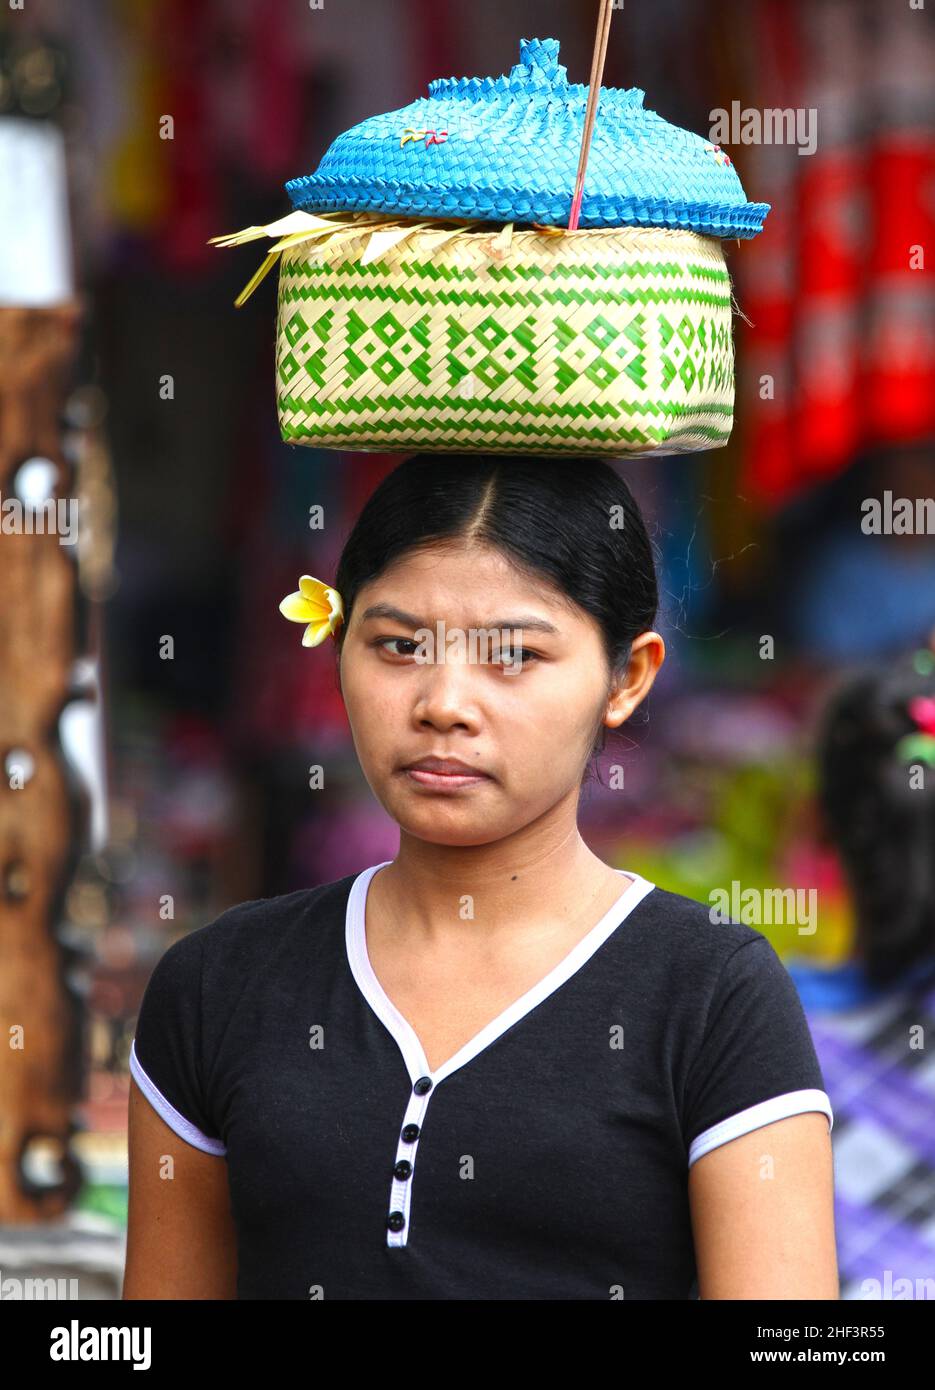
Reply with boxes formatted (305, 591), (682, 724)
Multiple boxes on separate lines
(401, 766), (490, 790)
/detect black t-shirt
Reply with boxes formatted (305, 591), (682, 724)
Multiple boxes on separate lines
(129, 861), (833, 1300)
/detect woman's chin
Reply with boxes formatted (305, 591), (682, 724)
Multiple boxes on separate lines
(398, 815), (499, 847)
(382, 796), (507, 847)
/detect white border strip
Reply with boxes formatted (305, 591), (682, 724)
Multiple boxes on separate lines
(347, 862), (657, 1088)
(129, 1037), (227, 1156)
(688, 1087), (834, 1168)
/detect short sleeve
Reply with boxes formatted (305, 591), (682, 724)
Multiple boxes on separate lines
(129, 931), (226, 1156)
(682, 934), (833, 1168)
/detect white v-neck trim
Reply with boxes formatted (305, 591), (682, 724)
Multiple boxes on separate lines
(346, 859), (657, 1087)
(345, 859), (657, 1248)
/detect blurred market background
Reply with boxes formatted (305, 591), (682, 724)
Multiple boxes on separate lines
(0, 0), (933, 1300)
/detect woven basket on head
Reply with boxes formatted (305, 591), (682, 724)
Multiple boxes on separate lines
(274, 217), (735, 457)
(212, 35), (767, 458)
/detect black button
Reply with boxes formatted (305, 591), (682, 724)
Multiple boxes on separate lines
(394, 1160), (413, 1180)
(387, 1211), (406, 1231)
(401, 1123), (420, 1142)
(413, 1076), (433, 1095)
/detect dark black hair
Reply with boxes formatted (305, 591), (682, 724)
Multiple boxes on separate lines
(815, 650), (935, 985)
(332, 453), (660, 781)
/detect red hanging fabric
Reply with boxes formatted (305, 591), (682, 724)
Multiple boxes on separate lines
(245, 0), (304, 182)
(155, 0), (223, 274)
(408, 0), (459, 96)
(733, 0), (935, 512)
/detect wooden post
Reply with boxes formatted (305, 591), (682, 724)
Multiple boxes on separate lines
(0, 298), (86, 1219)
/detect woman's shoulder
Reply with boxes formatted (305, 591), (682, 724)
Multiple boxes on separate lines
(634, 880), (777, 967)
(163, 870), (362, 974)
(621, 880), (808, 1027)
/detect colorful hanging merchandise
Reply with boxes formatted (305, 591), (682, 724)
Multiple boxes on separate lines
(211, 36), (769, 457)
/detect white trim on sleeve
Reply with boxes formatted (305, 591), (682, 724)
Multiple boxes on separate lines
(129, 1037), (227, 1156)
(688, 1087), (834, 1168)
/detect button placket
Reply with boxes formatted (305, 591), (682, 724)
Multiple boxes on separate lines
(347, 859), (657, 1252)
(385, 1075), (434, 1246)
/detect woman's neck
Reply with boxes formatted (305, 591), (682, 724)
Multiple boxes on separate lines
(368, 832), (632, 953)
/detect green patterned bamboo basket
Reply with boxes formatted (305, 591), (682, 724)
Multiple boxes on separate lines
(272, 217), (735, 457)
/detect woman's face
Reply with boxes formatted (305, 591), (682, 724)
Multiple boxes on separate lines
(338, 541), (661, 847)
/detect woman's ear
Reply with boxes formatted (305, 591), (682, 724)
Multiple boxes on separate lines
(603, 632), (665, 729)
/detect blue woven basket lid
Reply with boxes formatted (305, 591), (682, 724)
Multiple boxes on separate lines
(285, 36), (769, 238)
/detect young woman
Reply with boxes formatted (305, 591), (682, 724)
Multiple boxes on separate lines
(123, 453), (838, 1300)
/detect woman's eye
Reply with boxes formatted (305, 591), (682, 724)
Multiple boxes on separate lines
(374, 638), (539, 667)
(496, 647), (539, 667)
